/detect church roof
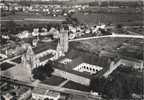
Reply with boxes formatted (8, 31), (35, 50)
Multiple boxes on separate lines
(33, 41), (57, 54)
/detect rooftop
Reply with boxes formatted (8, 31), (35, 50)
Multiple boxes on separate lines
(33, 41), (57, 54)
(32, 88), (60, 97)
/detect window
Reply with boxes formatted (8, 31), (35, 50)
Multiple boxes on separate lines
(44, 98), (50, 100)
(73, 63), (103, 74)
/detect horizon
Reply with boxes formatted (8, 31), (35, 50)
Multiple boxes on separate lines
(1, 0), (143, 2)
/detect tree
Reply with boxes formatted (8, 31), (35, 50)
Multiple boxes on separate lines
(32, 61), (54, 80)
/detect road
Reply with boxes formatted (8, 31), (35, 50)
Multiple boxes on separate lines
(0, 18), (65, 22)
(0, 55), (21, 64)
(69, 34), (144, 42)
(1, 75), (101, 99)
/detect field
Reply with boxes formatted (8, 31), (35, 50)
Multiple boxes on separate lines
(70, 37), (144, 60)
(1, 7), (144, 26)
(1, 62), (15, 71)
(73, 13), (143, 26)
(1, 12), (65, 25)
(63, 81), (90, 92)
(41, 75), (66, 86)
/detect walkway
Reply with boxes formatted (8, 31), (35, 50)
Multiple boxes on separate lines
(69, 34), (144, 42)
(103, 60), (121, 78)
(58, 80), (69, 87)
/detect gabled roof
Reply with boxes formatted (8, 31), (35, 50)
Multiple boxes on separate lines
(66, 57), (83, 69)
(32, 88), (60, 97)
(52, 61), (92, 79)
(33, 41), (57, 54)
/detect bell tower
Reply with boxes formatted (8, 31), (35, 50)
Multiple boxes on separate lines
(21, 44), (35, 80)
(59, 28), (69, 53)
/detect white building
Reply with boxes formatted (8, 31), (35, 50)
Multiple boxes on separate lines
(73, 63), (103, 74)
(32, 88), (60, 100)
(32, 28), (39, 37)
(17, 31), (31, 39)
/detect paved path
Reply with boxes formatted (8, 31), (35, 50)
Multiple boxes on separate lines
(0, 18), (65, 22)
(58, 80), (69, 87)
(0, 55), (21, 64)
(6, 60), (18, 65)
(69, 34), (144, 42)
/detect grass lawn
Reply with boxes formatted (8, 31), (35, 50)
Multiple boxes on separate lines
(41, 75), (66, 86)
(0, 62), (15, 71)
(73, 13), (143, 26)
(1, 13), (65, 25)
(63, 81), (90, 92)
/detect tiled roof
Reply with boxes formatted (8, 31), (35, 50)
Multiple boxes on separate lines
(33, 41), (57, 54)
(32, 88), (60, 97)
(58, 57), (83, 69)
(39, 54), (54, 62)
(52, 61), (92, 79)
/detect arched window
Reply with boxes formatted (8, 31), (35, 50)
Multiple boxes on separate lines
(44, 98), (49, 100)
(87, 67), (89, 69)
(83, 66), (85, 68)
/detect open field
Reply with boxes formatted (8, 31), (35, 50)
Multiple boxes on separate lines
(73, 13), (143, 26)
(41, 75), (66, 86)
(70, 37), (144, 60)
(1, 6), (143, 26)
(63, 81), (90, 92)
(1, 13), (65, 25)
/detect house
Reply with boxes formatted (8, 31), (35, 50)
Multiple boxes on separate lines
(103, 56), (144, 77)
(73, 63), (103, 74)
(119, 57), (144, 71)
(48, 27), (60, 39)
(17, 31), (31, 39)
(32, 28), (39, 37)
(32, 88), (60, 100)
(52, 57), (104, 86)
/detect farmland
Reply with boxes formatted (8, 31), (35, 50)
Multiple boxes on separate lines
(72, 12), (143, 26)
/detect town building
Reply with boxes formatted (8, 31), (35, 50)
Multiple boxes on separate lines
(103, 57), (144, 77)
(73, 63), (103, 74)
(21, 28), (69, 70)
(32, 88), (61, 100)
(52, 57), (104, 86)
